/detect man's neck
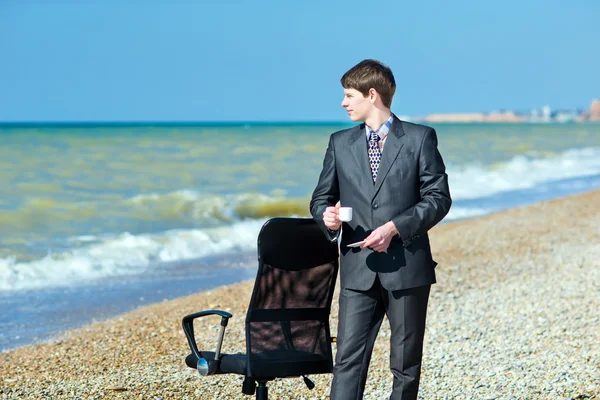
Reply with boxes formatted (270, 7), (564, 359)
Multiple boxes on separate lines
(364, 109), (392, 131)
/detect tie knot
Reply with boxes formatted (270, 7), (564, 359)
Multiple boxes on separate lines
(369, 130), (380, 143)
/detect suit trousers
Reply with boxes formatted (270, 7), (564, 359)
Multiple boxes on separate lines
(330, 276), (431, 400)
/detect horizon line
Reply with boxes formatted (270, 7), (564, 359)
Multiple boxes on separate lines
(0, 120), (357, 127)
(1, 120), (595, 127)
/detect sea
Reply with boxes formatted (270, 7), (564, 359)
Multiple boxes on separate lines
(1, 122), (600, 351)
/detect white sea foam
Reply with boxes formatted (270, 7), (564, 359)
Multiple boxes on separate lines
(444, 207), (491, 221)
(0, 219), (267, 292)
(448, 147), (600, 200)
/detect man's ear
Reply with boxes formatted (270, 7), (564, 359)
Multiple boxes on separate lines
(368, 88), (378, 103)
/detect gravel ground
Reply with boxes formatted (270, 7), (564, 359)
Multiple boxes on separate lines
(1, 191), (599, 400)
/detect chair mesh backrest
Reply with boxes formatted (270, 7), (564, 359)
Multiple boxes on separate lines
(245, 218), (339, 377)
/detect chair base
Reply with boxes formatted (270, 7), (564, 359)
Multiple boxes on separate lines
(256, 381), (268, 400)
(242, 379), (270, 400)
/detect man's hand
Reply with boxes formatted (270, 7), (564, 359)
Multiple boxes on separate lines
(361, 221), (398, 252)
(323, 201), (342, 231)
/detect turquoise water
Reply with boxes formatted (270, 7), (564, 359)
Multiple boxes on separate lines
(1, 122), (600, 291)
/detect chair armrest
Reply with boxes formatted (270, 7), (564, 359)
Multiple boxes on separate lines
(182, 310), (233, 363)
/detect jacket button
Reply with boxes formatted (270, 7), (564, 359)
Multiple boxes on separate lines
(372, 203), (379, 210)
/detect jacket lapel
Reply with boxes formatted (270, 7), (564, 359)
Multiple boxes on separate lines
(371, 116), (405, 199)
(347, 124), (373, 188)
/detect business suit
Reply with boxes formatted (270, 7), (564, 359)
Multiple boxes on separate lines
(310, 115), (451, 399)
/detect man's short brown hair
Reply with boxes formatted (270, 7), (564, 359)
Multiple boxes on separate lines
(341, 59), (396, 109)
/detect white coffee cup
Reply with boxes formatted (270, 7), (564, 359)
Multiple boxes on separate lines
(338, 207), (353, 222)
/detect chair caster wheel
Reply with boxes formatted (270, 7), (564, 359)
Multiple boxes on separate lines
(242, 377), (256, 395)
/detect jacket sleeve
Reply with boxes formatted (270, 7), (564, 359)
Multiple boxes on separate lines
(310, 135), (340, 242)
(391, 128), (452, 247)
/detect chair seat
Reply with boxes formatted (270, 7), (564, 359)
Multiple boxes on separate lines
(185, 349), (327, 377)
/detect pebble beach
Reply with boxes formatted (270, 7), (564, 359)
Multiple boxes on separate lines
(1, 190), (599, 400)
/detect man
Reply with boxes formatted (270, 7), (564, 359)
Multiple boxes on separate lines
(310, 59), (451, 400)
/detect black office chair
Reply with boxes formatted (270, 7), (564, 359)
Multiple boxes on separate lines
(182, 217), (339, 400)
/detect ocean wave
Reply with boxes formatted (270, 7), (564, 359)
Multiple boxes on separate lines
(2, 147), (600, 292)
(0, 207), (492, 292)
(1, 147), (598, 229)
(0, 219), (267, 292)
(448, 147), (600, 200)
(126, 190), (310, 221)
(120, 147), (600, 220)
(0, 191), (311, 233)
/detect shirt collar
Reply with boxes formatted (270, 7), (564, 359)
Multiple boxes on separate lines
(366, 114), (394, 140)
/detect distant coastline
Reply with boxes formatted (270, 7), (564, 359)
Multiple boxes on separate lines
(407, 98), (600, 124)
(1, 99), (599, 126)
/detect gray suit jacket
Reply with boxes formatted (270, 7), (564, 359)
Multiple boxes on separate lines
(310, 116), (452, 291)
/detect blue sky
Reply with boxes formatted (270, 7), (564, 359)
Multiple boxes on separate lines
(1, 1), (598, 122)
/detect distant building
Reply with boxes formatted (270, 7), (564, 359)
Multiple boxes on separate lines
(590, 99), (600, 121)
(542, 105), (552, 122)
(485, 111), (525, 122)
(554, 111), (578, 123)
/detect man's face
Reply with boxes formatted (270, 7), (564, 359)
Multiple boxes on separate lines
(341, 88), (372, 122)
